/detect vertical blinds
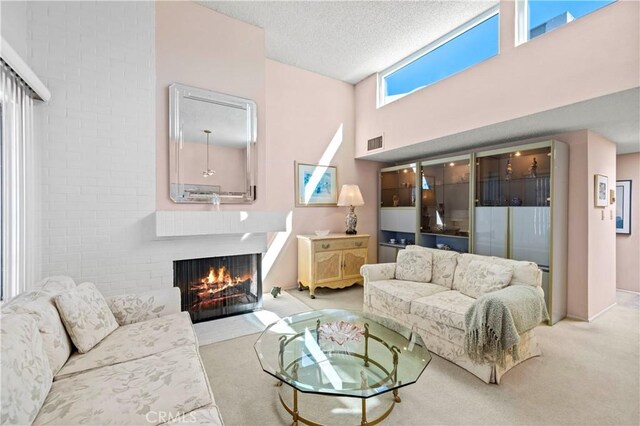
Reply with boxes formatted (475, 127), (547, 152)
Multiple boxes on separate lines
(1, 60), (35, 300)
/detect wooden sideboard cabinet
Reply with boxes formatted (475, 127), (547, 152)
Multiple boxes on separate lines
(297, 234), (370, 298)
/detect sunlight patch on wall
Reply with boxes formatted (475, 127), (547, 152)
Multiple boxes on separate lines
(303, 124), (344, 204)
(262, 210), (293, 281)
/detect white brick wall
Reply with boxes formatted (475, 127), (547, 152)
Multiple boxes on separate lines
(28, 2), (265, 295)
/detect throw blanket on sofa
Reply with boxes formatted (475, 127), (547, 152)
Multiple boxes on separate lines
(464, 285), (549, 367)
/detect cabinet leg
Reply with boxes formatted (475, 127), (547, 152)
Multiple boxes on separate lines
(297, 281), (304, 291)
(310, 294), (316, 299)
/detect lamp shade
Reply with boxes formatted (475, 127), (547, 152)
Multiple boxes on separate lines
(337, 184), (364, 207)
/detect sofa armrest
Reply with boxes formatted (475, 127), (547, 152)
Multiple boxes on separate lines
(360, 263), (396, 283)
(106, 287), (181, 326)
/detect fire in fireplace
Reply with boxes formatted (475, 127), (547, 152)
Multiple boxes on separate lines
(174, 254), (262, 323)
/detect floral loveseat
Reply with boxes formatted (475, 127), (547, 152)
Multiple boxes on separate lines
(1, 276), (223, 425)
(361, 246), (546, 384)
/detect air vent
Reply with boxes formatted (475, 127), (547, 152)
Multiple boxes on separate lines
(367, 136), (383, 151)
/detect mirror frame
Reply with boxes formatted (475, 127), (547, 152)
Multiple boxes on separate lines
(169, 83), (257, 204)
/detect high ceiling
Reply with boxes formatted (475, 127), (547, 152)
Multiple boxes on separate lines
(196, 1), (638, 155)
(198, 0), (497, 84)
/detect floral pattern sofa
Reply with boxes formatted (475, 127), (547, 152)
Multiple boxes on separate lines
(361, 246), (545, 384)
(1, 276), (223, 425)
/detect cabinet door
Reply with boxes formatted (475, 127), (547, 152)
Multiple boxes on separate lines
(342, 248), (368, 280)
(379, 245), (398, 263)
(474, 207), (508, 257)
(511, 207), (550, 267)
(314, 250), (343, 284)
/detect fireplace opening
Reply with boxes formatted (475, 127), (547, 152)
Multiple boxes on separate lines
(174, 254), (263, 323)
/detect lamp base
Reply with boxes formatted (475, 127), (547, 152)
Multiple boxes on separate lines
(345, 206), (358, 235)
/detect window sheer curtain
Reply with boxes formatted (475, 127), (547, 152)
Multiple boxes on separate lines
(1, 60), (36, 301)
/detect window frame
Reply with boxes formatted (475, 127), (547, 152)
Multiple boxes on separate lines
(515, 0), (617, 46)
(377, 4), (500, 108)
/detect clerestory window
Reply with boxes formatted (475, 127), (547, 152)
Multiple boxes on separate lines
(378, 6), (499, 107)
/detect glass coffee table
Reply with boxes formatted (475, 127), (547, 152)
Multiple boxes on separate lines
(254, 309), (431, 425)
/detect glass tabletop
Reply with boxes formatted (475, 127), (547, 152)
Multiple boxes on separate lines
(254, 309), (431, 398)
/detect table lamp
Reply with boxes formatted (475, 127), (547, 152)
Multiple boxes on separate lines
(337, 184), (365, 234)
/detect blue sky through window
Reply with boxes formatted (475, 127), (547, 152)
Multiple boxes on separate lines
(385, 14), (499, 97)
(529, 0), (615, 29)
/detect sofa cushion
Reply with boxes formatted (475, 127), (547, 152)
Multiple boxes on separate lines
(14, 297), (74, 376)
(368, 279), (448, 314)
(106, 287), (181, 326)
(453, 253), (541, 292)
(459, 260), (513, 299)
(56, 312), (197, 380)
(395, 249), (432, 283)
(410, 290), (476, 330)
(1, 314), (53, 426)
(488, 256), (541, 287)
(406, 246), (458, 288)
(2, 277), (76, 377)
(54, 282), (119, 353)
(2, 276), (76, 312)
(36, 276), (78, 296)
(33, 345), (213, 426)
(452, 253), (490, 292)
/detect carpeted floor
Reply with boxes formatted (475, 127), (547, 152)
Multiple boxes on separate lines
(199, 288), (640, 425)
(194, 292), (311, 346)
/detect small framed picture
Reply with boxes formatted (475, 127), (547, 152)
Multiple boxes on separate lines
(616, 180), (632, 234)
(295, 162), (338, 206)
(594, 174), (608, 207)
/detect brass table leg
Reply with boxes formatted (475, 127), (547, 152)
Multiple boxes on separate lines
(292, 388), (299, 426)
(361, 398), (367, 426)
(393, 389), (401, 403)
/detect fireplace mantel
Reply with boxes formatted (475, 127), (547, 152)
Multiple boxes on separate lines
(155, 211), (288, 237)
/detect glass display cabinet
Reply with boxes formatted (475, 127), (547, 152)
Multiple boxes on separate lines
(380, 164), (417, 207)
(473, 141), (568, 324)
(418, 156), (472, 253)
(475, 146), (551, 208)
(378, 164), (418, 263)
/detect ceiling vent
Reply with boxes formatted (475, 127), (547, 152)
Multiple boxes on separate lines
(367, 136), (383, 151)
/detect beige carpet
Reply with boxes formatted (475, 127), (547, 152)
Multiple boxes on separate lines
(194, 292), (311, 346)
(199, 289), (640, 425)
(286, 284), (365, 311)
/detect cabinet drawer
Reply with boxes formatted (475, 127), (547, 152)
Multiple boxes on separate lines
(313, 238), (368, 252)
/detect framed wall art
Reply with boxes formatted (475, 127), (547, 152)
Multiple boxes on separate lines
(616, 180), (632, 234)
(594, 174), (608, 207)
(295, 162), (338, 206)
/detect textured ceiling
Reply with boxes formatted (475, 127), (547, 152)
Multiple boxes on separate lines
(198, 0), (498, 84)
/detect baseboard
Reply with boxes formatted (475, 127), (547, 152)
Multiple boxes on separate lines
(565, 314), (588, 322)
(588, 302), (617, 322)
(616, 289), (640, 295)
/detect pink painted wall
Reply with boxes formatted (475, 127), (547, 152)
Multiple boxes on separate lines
(586, 131), (617, 319)
(354, 0), (639, 158)
(551, 131), (618, 320)
(263, 59), (382, 291)
(616, 153), (640, 293)
(155, 3), (382, 291)
(554, 131), (589, 319)
(156, 1), (266, 210)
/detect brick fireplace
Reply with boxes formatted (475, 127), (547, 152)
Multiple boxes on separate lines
(174, 254), (263, 323)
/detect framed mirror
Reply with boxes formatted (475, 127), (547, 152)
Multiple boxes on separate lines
(169, 83), (257, 204)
